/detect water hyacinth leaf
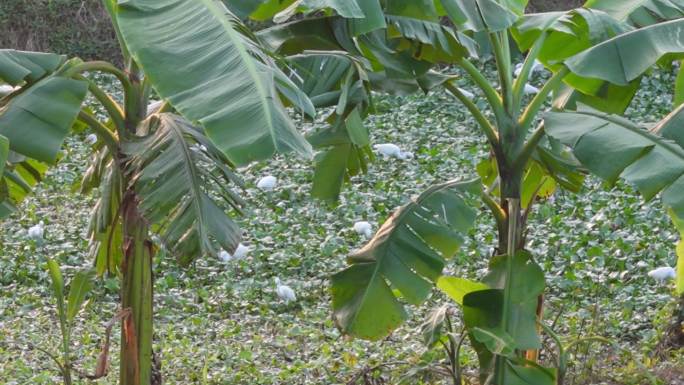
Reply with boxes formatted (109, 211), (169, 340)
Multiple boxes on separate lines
(332, 179), (480, 340)
(123, 113), (244, 264)
(66, 269), (95, 322)
(0, 76), (88, 163)
(0, 50), (65, 86)
(437, 275), (489, 305)
(545, 106), (684, 217)
(117, 0), (312, 166)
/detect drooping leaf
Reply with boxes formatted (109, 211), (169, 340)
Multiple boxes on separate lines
(123, 113), (244, 264)
(273, 0), (366, 22)
(564, 19), (684, 90)
(385, 15), (478, 62)
(332, 179), (480, 340)
(447, 0), (518, 32)
(46, 258), (67, 329)
(66, 269), (95, 322)
(117, 0), (312, 166)
(0, 76), (88, 163)
(0, 50), (66, 86)
(0, 156), (48, 219)
(584, 0), (684, 26)
(544, 105), (684, 217)
(348, 0), (386, 35)
(421, 305), (449, 347)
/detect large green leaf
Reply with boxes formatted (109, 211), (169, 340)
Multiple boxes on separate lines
(272, 0), (366, 22)
(123, 113), (244, 264)
(348, 0), (386, 35)
(117, 0), (312, 166)
(0, 135), (7, 177)
(545, 106), (684, 217)
(331, 179), (480, 340)
(564, 19), (684, 89)
(0, 76), (88, 163)
(0, 50), (66, 86)
(462, 252), (546, 383)
(446, 0), (518, 32)
(585, 0), (684, 25)
(385, 15), (478, 62)
(437, 275), (489, 305)
(0, 155), (48, 219)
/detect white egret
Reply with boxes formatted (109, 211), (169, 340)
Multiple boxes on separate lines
(0, 84), (16, 96)
(257, 175), (277, 191)
(373, 143), (412, 160)
(232, 243), (250, 260)
(85, 134), (98, 145)
(274, 278), (296, 303)
(457, 87), (475, 100)
(648, 266), (676, 282)
(353, 221), (373, 239)
(147, 100), (163, 115)
(218, 249), (232, 263)
(27, 221), (44, 241)
(524, 84), (540, 95)
(514, 59), (543, 77)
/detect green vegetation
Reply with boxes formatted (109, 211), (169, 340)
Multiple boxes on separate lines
(0, 69), (681, 384)
(1, 1), (683, 384)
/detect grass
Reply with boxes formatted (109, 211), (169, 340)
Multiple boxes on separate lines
(0, 64), (683, 384)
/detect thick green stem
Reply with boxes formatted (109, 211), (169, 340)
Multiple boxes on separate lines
(63, 61), (132, 92)
(519, 67), (569, 132)
(120, 192), (153, 385)
(494, 198), (521, 385)
(124, 61), (146, 134)
(457, 58), (506, 124)
(489, 32), (513, 116)
(444, 81), (499, 148)
(78, 111), (119, 152)
(512, 35), (547, 115)
(82, 78), (126, 133)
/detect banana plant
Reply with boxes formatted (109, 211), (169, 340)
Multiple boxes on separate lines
(0, 1), (313, 384)
(260, 1), (684, 383)
(45, 259), (95, 385)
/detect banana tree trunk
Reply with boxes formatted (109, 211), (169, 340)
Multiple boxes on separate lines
(120, 191), (153, 385)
